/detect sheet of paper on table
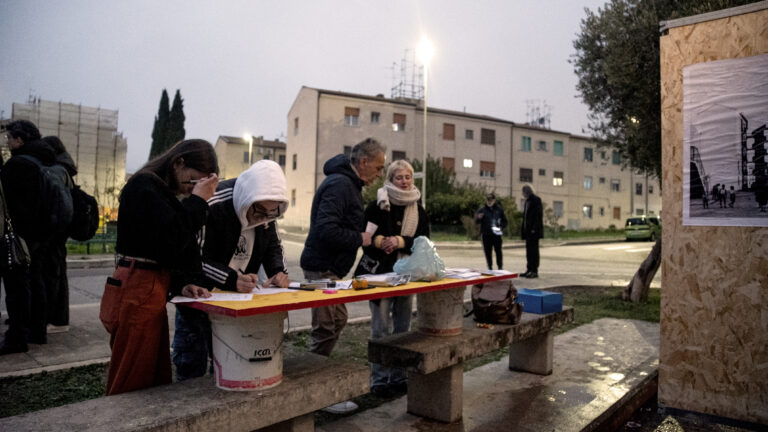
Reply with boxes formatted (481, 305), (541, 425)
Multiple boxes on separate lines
(480, 269), (514, 276)
(170, 293), (254, 303)
(357, 273), (411, 286)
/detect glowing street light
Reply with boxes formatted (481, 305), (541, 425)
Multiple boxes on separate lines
(417, 36), (434, 210)
(243, 133), (253, 165)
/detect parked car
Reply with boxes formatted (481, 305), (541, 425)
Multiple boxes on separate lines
(625, 216), (661, 241)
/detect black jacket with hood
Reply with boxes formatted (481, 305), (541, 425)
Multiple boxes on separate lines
(300, 154), (365, 278)
(200, 161), (289, 291)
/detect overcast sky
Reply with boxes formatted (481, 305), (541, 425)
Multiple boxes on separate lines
(1, 0), (608, 172)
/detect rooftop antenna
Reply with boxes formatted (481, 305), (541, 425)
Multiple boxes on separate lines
(390, 49), (424, 100)
(525, 99), (552, 129)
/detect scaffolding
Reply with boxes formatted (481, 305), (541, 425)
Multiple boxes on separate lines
(390, 50), (424, 101)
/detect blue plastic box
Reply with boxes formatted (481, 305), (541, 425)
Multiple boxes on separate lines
(517, 289), (563, 314)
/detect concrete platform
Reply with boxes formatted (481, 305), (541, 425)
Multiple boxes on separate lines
(318, 318), (659, 432)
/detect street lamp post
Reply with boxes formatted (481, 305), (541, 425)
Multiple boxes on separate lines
(417, 37), (434, 210)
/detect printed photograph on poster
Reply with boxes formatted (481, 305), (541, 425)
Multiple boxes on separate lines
(683, 53), (768, 227)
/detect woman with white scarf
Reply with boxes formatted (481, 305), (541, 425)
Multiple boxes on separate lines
(355, 160), (430, 398)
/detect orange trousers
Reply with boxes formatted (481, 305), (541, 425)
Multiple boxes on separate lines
(99, 263), (172, 396)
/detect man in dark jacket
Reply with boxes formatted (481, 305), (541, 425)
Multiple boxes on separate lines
(0, 120), (60, 354)
(172, 160), (290, 381)
(300, 138), (385, 356)
(475, 193), (508, 270)
(521, 184), (543, 278)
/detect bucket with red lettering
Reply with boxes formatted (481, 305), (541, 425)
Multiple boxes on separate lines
(210, 311), (286, 391)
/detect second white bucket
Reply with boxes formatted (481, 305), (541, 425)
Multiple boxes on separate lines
(417, 287), (465, 336)
(210, 311), (287, 391)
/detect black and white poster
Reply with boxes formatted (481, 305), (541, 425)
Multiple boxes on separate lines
(683, 53), (768, 227)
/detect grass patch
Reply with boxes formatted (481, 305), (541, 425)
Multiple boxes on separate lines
(1, 286), (659, 423)
(0, 363), (107, 418)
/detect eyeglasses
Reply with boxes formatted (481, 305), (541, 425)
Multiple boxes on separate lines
(252, 203), (282, 218)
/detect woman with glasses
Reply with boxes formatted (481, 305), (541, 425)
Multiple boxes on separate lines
(100, 139), (219, 395)
(172, 159), (290, 381)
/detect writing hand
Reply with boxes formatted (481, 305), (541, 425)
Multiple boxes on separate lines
(236, 272), (259, 293)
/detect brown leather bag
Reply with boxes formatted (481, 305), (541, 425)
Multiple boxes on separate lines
(469, 280), (523, 325)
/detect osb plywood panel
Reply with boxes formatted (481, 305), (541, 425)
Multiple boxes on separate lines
(659, 9), (768, 424)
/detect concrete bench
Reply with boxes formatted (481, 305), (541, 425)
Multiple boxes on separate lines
(368, 307), (574, 423)
(0, 353), (368, 432)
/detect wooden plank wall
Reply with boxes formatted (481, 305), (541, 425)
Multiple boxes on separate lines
(659, 8), (768, 424)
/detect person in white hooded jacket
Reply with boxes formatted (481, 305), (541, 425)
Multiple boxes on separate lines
(172, 160), (290, 381)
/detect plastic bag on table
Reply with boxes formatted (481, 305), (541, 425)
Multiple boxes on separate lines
(393, 236), (445, 282)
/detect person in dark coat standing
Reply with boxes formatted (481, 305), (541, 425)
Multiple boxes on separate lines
(41, 136), (77, 334)
(0, 120), (59, 354)
(521, 184), (543, 278)
(475, 193), (508, 270)
(300, 138), (385, 414)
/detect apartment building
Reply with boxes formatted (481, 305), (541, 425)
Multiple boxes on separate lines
(11, 99), (128, 216)
(214, 135), (286, 180)
(284, 86), (660, 230)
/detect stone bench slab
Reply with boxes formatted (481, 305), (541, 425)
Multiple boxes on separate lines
(0, 353), (369, 432)
(369, 307), (574, 375)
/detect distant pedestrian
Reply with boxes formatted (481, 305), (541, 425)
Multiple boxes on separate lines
(100, 139), (218, 395)
(475, 193), (507, 270)
(521, 184), (543, 278)
(728, 186), (736, 208)
(712, 184), (720, 208)
(702, 193), (709, 209)
(719, 184), (727, 208)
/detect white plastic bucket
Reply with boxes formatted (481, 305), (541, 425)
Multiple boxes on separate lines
(210, 311), (287, 391)
(417, 287), (464, 336)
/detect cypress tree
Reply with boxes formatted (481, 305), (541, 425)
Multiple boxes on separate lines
(149, 89), (170, 159)
(167, 90), (186, 146)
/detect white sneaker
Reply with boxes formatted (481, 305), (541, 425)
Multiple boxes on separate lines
(47, 324), (70, 334)
(321, 400), (358, 414)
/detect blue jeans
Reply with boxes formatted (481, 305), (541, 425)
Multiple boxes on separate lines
(369, 295), (413, 388)
(171, 306), (212, 381)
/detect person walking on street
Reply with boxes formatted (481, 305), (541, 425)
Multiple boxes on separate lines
(300, 137), (386, 414)
(172, 160), (290, 381)
(100, 139), (218, 395)
(475, 193), (507, 270)
(355, 160), (429, 398)
(521, 184), (543, 278)
(728, 186), (736, 208)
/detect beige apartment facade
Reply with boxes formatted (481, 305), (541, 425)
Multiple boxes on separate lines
(11, 99), (128, 218)
(284, 86), (660, 230)
(214, 135), (286, 181)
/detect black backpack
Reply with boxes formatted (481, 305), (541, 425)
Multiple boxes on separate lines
(17, 155), (74, 236)
(467, 280), (523, 325)
(69, 184), (99, 241)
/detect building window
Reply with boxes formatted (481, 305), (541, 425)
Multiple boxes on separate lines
(584, 176), (592, 190)
(537, 140), (547, 151)
(465, 129), (474, 140)
(521, 136), (531, 152)
(636, 183), (643, 195)
(553, 201), (564, 218)
(636, 208), (644, 216)
(294, 117), (299, 136)
(392, 113), (406, 132)
(463, 158), (473, 168)
(613, 207), (621, 219)
(263, 154), (270, 160)
(538, 168), (546, 176)
(344, 107), (359, 127)
(584, 147), (593, 162)
(443, 123), (455, 140)
(343, 145), (352, 158)
(243, 151), (250, 164)
(583, 204), (593, 219)
(600, 207), (605, 216)
(481, 128), (495, 145)
(442, 157), (455, 173)
(599, 177), (606, 184)
(292, 154), (297, 170)
(612, 150), (621, 165)
(291, 189), (296, 207)
(480, 161), (495, 178)
(392, 150), (406, 161)
(611, 179), (620, 192)
(371, 112), (380, 124)
(649, 185), (654, 194)
(553, 171), (564, 187)
(553, 140), (563, 156)
(600, 150), (607, 161)
(520, 168), (533, 182)
(278, 154), (286, 167)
